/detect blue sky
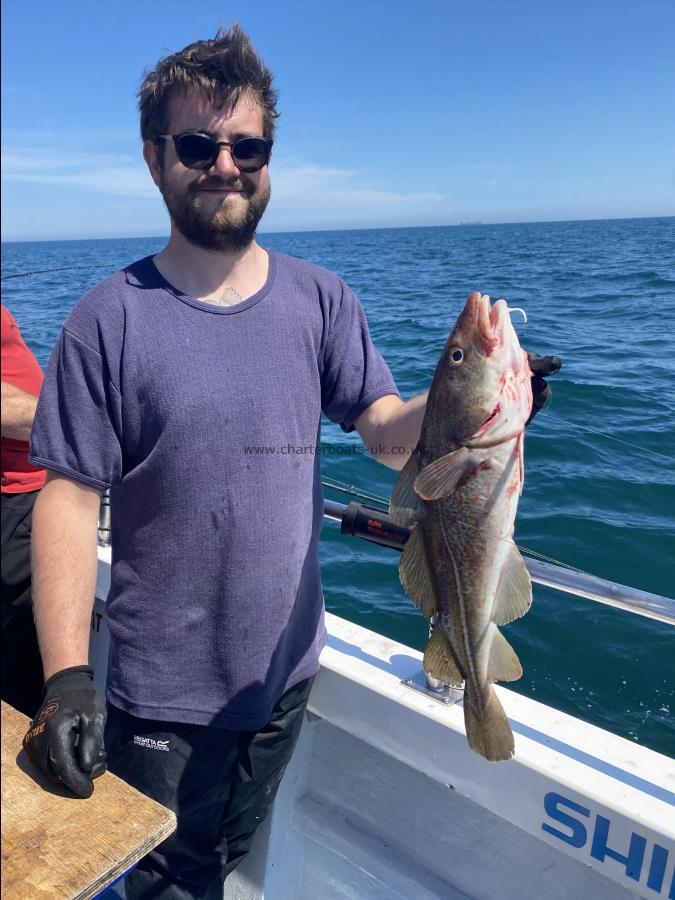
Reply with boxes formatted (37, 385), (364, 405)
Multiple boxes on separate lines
(2, 0), (674, 241)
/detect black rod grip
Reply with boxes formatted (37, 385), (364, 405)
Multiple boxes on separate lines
(339, 501), (410, 551)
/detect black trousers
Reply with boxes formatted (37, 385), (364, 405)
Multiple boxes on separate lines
(105, 674), (315, 900)
(1, 490), (44, 717)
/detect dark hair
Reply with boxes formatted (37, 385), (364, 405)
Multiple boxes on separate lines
(138, 23), (279, 143)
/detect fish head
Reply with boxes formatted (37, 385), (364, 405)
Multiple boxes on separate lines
(432, 292), (533, 445)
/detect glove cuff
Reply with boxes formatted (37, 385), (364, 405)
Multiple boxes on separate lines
(43, 665), (95, 695)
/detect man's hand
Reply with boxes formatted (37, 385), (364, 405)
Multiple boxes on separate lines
(23, 666), (107, 798)
(526, 352), (562, 425)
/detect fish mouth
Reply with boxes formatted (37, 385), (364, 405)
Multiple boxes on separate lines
(470, 293), (507, 356)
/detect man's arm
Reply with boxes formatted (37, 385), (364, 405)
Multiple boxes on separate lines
(354, 393), (428, 471)
(354, 352), (561, 471)
(24, 471), (108, 798)
(1, 381), (39, 441)
(32, 472), (101, 678)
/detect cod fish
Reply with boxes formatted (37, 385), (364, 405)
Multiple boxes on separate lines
(391, 292), (533, 762)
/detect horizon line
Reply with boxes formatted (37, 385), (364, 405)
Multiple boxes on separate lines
(1, 213), (673, 245)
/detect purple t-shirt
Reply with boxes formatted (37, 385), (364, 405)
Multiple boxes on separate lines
(29, 251), (398, 729)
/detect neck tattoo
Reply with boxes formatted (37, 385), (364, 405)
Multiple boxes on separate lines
(204, 287), (243, 307)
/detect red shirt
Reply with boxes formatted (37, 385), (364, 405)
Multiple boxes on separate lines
(1, 306), (47, 493)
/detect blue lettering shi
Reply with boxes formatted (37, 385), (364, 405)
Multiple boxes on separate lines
(590, 815), (647, 881)
(542, 792), (590, 848)
(647, 844), (669, 894)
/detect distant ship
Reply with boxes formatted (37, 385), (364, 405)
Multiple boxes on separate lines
(459, 220), (483, 225)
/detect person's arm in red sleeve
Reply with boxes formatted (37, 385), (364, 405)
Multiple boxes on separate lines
(1, 380), (39, 441)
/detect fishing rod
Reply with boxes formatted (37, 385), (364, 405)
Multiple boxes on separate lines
(0, 264), (117, 281)
(102, 483), (674, 625)
(321, 478), (390, 509)
(323, 498), (675, 627)
(98, 481), (674, 625)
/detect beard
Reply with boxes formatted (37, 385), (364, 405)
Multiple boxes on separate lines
(158, 171), (271, 252)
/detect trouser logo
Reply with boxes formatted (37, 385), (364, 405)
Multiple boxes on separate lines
(133, 735), (170, 752)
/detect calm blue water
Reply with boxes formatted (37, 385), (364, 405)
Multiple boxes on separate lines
(2, 217), (674, 756)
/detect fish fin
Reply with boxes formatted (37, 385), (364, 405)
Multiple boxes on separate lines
(414, 447), (476, 501)
(487, 628), (523, 683)
(464, 686), (515, 762)
(390, 451), (424, 526)
(423, 626), (463, 684)
(400, 526), (437, 618)
(492, 545), (532, 625)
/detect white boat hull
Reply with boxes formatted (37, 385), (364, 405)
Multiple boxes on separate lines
(90, 548), (674, 899)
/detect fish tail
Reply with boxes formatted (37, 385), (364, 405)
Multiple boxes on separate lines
(463, 686), (515, 762)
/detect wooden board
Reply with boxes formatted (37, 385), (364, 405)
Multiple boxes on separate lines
(1, 701), (176, 899)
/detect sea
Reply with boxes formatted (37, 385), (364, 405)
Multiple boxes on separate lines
(2, 216), (674, 757)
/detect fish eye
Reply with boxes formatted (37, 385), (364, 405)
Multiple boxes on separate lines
(449, 347), (464, 365)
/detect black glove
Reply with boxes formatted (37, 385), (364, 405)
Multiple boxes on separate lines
(525, 352), (562, 425)
(23, 665), (107, 798)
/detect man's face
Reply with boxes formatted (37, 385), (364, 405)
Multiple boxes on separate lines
(146, 87), (271, 252)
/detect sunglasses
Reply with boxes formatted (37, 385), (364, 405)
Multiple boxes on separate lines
(156, 132), (273, 173)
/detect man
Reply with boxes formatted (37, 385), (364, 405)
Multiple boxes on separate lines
(1, 305), (47, 717)
(23, 24), (558, 900)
